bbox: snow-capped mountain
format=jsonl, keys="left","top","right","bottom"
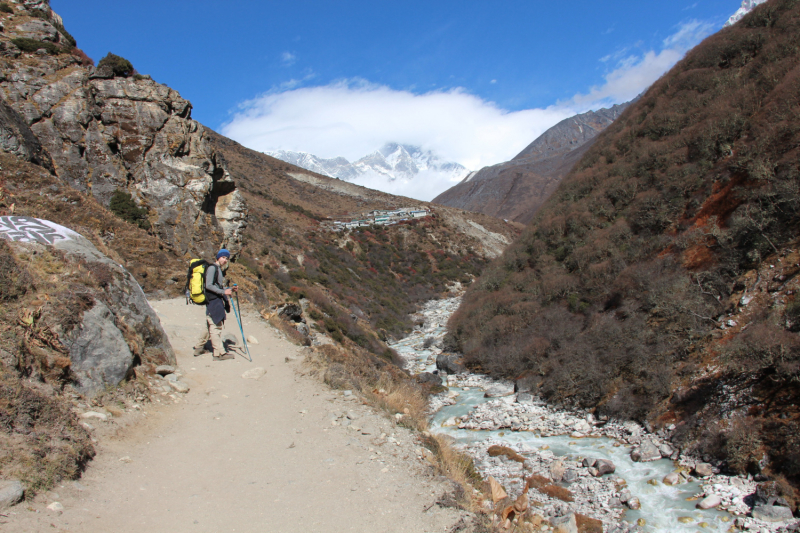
{"left": 266, "top": 143, "right": 469, "bottom": 184}
{"left": 724, "top": 0, "right": 768, "bottom": 27}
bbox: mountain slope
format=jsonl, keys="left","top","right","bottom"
{"left": 447, "top": 0, "right": 800, "bottom": 498}
{"left": 433, "top": 104, "right": 629, "bottom": 223}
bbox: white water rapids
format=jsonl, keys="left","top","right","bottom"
{"left": 389, "top": 295, "right": 750, "bottom": 533}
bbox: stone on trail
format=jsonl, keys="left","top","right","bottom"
{"left": 241, "top": 367, "right": 266, "bottom": 380}
{"left": 550, "top": 512, "right": 578, "bottom": 533}
{"left": 80, "top": 411, "right": 108, "bottom": 421}
{"left": 0, "top": 480, "right": 24, "bottom": 509}
{"left": 46, "top": 501, "right": 64, "bottom": 512}
{"left": 752, "top": 504, "right": 794, "bottom": 522}
{"left": 246, "top": 335, "right": 259, "bottom": 345}
{"left": 168, "top": 380, "right": 190, "bottom": 393}
{"left": 155, "top": 365, "right": 176, "bottom": 376}
{"left": 696, "top": 494, "right": 721, "bottom": 510}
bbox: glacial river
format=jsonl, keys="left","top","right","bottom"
{"left": 389, "top": 295, "right": 739, "bottom": 533}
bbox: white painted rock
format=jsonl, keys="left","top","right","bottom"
{"left": 241, "top": 367, "right": 266, "bottom": 380}
{"left": 697, "top": 495, "right": 722, "bottom": 509}
{"left": 47, "top": 501, "right": 64, "bottom": 512}
{"left": 80, "top": 411, "right": 108, "bottom": 421}
{"left": 246, "top": 335, "right": 259, "bottom": 345}
{"left": 168, "top": 380, "right": 190, "bottom": 393}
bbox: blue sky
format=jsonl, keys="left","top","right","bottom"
{"left": 51, "top": 0, "right": 746, "bottom": 199}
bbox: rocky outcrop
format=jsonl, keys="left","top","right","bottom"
{"left": 2, "top": 216, "right": 175, "bottom": 394}
{"left": 0, "top": 3, "right": 246, "bottom": 257}
{"left": 0, "top": 96, "right": 53, "bottom": 170}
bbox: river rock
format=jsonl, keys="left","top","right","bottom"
{"left": 550, "top": 461, "right": 565, "bottom": 482}
{"left": 663, "top": 472, "right": 681, "bottom": 485}
{"left": 246, "top": 335, "right": 259, "bottom": 345}
{"left": 436, "top": 353, "right": 466, "bottom": 374}
{"left": 751, "top": 504, "right": 794, "bottom": 522}
{"left": 627, "top": 497, "right": 641, "bottom": 510}
{"left": 631, "top": 441, "right": 661, "bottom": 462}
{"left": 659, "top": 444, "right": 673, "bottom": 457}
{"left": 562, "top": 469, "right": 578, "bottom": 484}
{"left": 595, "top": 459, "right": 615, "bottom": 475}
{"left": 0, "top": 480, "right": 24, "bottom": 509}
{"left": 693, "top": 463, "right": 713, "bottom": 477}
{"left": 754, "top": 481, "right": 788, "bottom": 506}
{"left": 416, "top": 372, "right": 442, "bottom": 386}
{"left": 696, "top": 495, "right": 721, "bottom": 510}
{"left": 484, "top": 383, "right": 515, "bottom": 398}
{"left": 573, "top": 419, "right": 591, "bottom": 433}
{"left": 550, "top": 513, "right": 578, "bottom": 533}
{"left": 516, "top": 392, "right": 534, "bottom": 404}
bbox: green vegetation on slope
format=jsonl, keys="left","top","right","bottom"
{"left": 447, "top": 0, "right": 800, "bottom": 488}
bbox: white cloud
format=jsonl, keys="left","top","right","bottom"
{"left": 221, "top": 79, "right": 573, "bottom": 174}
{"left": 569, "top": 20, "right": 714, "bottom": 109}
{"left": 280, "top": 51, "right": 296, "bottom": 66}
{"left": 222, "top": 20, "right": 717, "bottom": 201}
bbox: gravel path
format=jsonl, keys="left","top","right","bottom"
{"left": 5, "top": 298, "right": 465, "bottom": 532}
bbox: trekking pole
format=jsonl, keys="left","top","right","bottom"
{"left": 230, "top": 284, "right": 252, "bottom": 362}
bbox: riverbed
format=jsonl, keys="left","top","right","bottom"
{"left": 389, "top": 295, "right": 798, "bottom": 533}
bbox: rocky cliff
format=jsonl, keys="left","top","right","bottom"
{"left": 0, "top": 1, "right": 246, "bottom": 258}
{"left": 433, "top": 103, "right": 629, "bottom": 224}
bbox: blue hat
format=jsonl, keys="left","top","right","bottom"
{"left": 216, "top": 249, "right": 231, "bottom": 260}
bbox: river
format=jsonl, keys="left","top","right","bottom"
{"left": 389, "top": 295, "right": 793, "bottom": 533}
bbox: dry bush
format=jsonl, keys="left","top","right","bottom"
{"left": 487, "top": 445, "right": 525, "bottom": 463}
{"left": 540, "top": 484, "right": 573, "bottom": 502}
{"left": 724, "top": 416, "right": 764, "bottom": 475}
{"left": 576, "top": 513, "right": 604, "bottom": 533}
{"left": 525, "top": 474, "right": 552, "bottom": 490}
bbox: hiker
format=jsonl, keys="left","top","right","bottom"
{"left": 193, "top": 249, "right": 237, "bottom": 361}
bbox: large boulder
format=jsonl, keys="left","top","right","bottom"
{"left": 2, "top": 217, "right": 175, "bottom": 394}
{"left": 436, "top": 353, "right": 466, "bottom": 374}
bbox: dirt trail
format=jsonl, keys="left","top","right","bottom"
{"left": 7, "top": 298, "right": 465, "bottom": 532}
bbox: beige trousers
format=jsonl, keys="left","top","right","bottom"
{"left": 196, "top": 315, "right": 225, "bottom": 356}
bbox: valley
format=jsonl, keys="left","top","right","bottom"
{"left": 0, "top": 0, "right": 798, "bottom": 532}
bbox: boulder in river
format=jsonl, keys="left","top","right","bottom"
{"left": 595, "top": 459, "right": 615, "bottom": 475}
{"left": 416, "top": 372, "right": 442, "bottom": 386}
{"left": 696, "top": 495, "right": 721, "bottom": 509}
{"left": 436, "top": 353, "right": 466, "bottom": 374}
{"left": 630, "top": 441, "right": 661, "bottom": 462}
{"left": 693, "top": 462, "right": 713, "bottom": 477}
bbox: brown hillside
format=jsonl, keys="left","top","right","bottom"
{"left": 433, "top": 104, "right": 629, "bottom": 224}
{"left": 447, "top": 0, "right": 800, "bottom": 496}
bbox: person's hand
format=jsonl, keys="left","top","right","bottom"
{"left": 224, "top": 288, "right": 233, "bottom": 296}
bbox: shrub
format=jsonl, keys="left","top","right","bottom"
{"left": 11, "top": 38, "right": 61, "bottom": 55}
{"left": 0, "top": 3, "right": 13, "bottom": 14}
{"left": 109, "top": 189, "right": 150, "bottom": 230}
{"left": 97, "top": 52, "right": 134, "bottom": 78}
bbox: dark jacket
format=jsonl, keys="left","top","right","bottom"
{"left": 205, "top": 264, "right": 228, "bottom": 324}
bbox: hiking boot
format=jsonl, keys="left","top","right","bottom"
{"left": 213, "top": 353, "right": 234, "bottom": 361}
{"left": 193, "top": 346, "right": 207, "bottom": 356}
